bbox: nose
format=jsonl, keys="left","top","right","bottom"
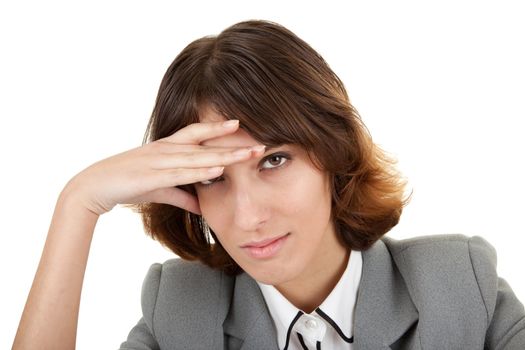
{"left": 231, "top": 184, "right": 269, "bottom": 232}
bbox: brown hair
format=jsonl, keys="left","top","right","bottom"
{"left": 128, "top": 19, "right": 412, "bottom": 275}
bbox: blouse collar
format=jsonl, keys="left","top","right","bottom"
{"left": 257, "top": 250, "right": 363, "bottom": 349}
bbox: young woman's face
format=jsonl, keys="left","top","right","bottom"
{"left": 195, "top": 106, "right": 346, "bottom": 286}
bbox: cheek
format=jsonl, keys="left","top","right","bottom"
{"left": 195, "top": 168, "right": 330, "bottom": 233}
{"left": 280, "top": 170, "right": 329, "bottom": 216}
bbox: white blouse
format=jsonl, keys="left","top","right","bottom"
{"left": 257, "top": 250, "right": 363, "bottom": 350}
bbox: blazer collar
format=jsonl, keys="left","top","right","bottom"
{"left": 223, "top": 238, "right": 419, "bottom": 350}
{"left": 353, "top": 238, "right": 419, "bottom": 349}
{"left": 223, "top": 272, "right": 279, "bottom": 349}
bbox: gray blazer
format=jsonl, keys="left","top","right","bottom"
{"left": 119, "top": 234, "right": 525, "bottom": 349}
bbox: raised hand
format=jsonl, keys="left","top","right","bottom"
{"left": 64, "top": 120, "right": 265, "bottom": 216}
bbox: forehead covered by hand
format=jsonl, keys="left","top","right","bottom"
{"left": 198, "top": 104, "right": 265, "bottom": 149}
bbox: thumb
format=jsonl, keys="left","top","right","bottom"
{"left": 151, "top": 187, "right": 202, "bottom": 215}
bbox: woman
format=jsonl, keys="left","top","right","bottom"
{"left": 13, "top": 20, "right": 525, "bottom": 350}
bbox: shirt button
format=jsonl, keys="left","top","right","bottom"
{"left": 305, "top": 318, "right": 318, "bottom": 329}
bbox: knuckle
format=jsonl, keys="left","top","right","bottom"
{"left": 151, "top": 141, "right": 173, "bottom": 153}
{"left": 191, "top": 121, "right": 207, "bottom": 132}
{"left": 178, "top": 123, "right": 197, "bottom": 138}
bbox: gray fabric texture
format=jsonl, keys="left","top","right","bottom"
{"left": 118, "top": 234, "right": 525, "bottom": 349}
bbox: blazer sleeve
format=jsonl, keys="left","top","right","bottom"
{"left": 468, "top": 236, "right": 525, "bottom": 349}
{"left": 118, "top": 263, "right": 162, "bottom": 350}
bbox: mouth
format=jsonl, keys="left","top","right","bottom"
{"left": 241, "top": 232, "right": 290, "bottom": 259}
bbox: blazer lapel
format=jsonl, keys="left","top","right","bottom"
{"left": 223, "top": 238, "right": 419, "bottom": 350}
{"left": 223, "top": 272, "right": 279, "bottom": 349}
{"left": 354, "top": 239, "right": 419, "bottom": 349}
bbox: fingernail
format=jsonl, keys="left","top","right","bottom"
{"left": 251, "top": 145, "right": 266, "bottom": 153}
{"left": 222, "top": 120, "right": 239, "bottom": 128}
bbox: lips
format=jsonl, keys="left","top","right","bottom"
{"left": 241, "top": 233, "right": 290, "bottom": 260}
{"left": 241, "top": 233, "right": 289, "bottom": 248}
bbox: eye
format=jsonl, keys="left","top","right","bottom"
{"left": 262, "top": 153, "right": 289, "bottom": 169}
{"left": 198, "top": 152, "right": 291, "bottom": 187}
{"left": 198, "top": 177, "right": 221, "bottom": 187}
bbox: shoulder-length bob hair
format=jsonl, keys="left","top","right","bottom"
{"left": 128, "top": 19, "right": 411, "bottom": 275}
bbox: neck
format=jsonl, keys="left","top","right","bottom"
{"left": 275, "top": 240, "right": 350, "bottom": 314}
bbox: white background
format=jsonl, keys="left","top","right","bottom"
{"left": 1, "top": 1, "right": 524, "bottom": 348}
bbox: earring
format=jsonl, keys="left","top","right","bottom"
{"left": 201, "top": 217, "right": 211, "bottom": 237}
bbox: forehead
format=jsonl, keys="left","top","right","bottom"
{"left": 199, "top": 105, "right": 262, "bottom": 149}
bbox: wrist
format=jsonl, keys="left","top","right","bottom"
{"left": 58, "top": 180, "right": 101, "bottom": 219}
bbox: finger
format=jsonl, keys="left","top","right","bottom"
{"left": 147, "top": 187, "right": 202, "bottom": 215}
{"left": 150, "top": 141, "right": 251, "bottom": 155}
{"left": 160, "top": 120, "right": 240, "bottom": 145}
{"left": 150, "top": 165, "right": 226, "bottom": 189}
{"left": 150, "top": 145, "right": 266, "bottom": 170}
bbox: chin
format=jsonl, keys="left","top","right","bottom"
{"left": 244, "top": 263, "right": 297, "bottom": 286}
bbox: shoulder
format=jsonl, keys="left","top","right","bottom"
{"left": 380, "top": 233, "right": 499, "bottom": 318}
{"left": 382, "top": 233, "right": 496, "bottom": 259}
{"left": 142, "top": 257, "right": 225, "bottom": 291}
{"left": 381, "top": 233, "right": 498, "bottom": 289}
{"left": 377, "top": 234, "right": 525, "bottom": 347}
{"left": 139, "top": 258, "right": 234, "bottom": 341}
{"left": 141, "top": 259, "right": 224, "bottom": 306}
{"left": 381, "top": 233, "right": 498, "bottom": 286}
